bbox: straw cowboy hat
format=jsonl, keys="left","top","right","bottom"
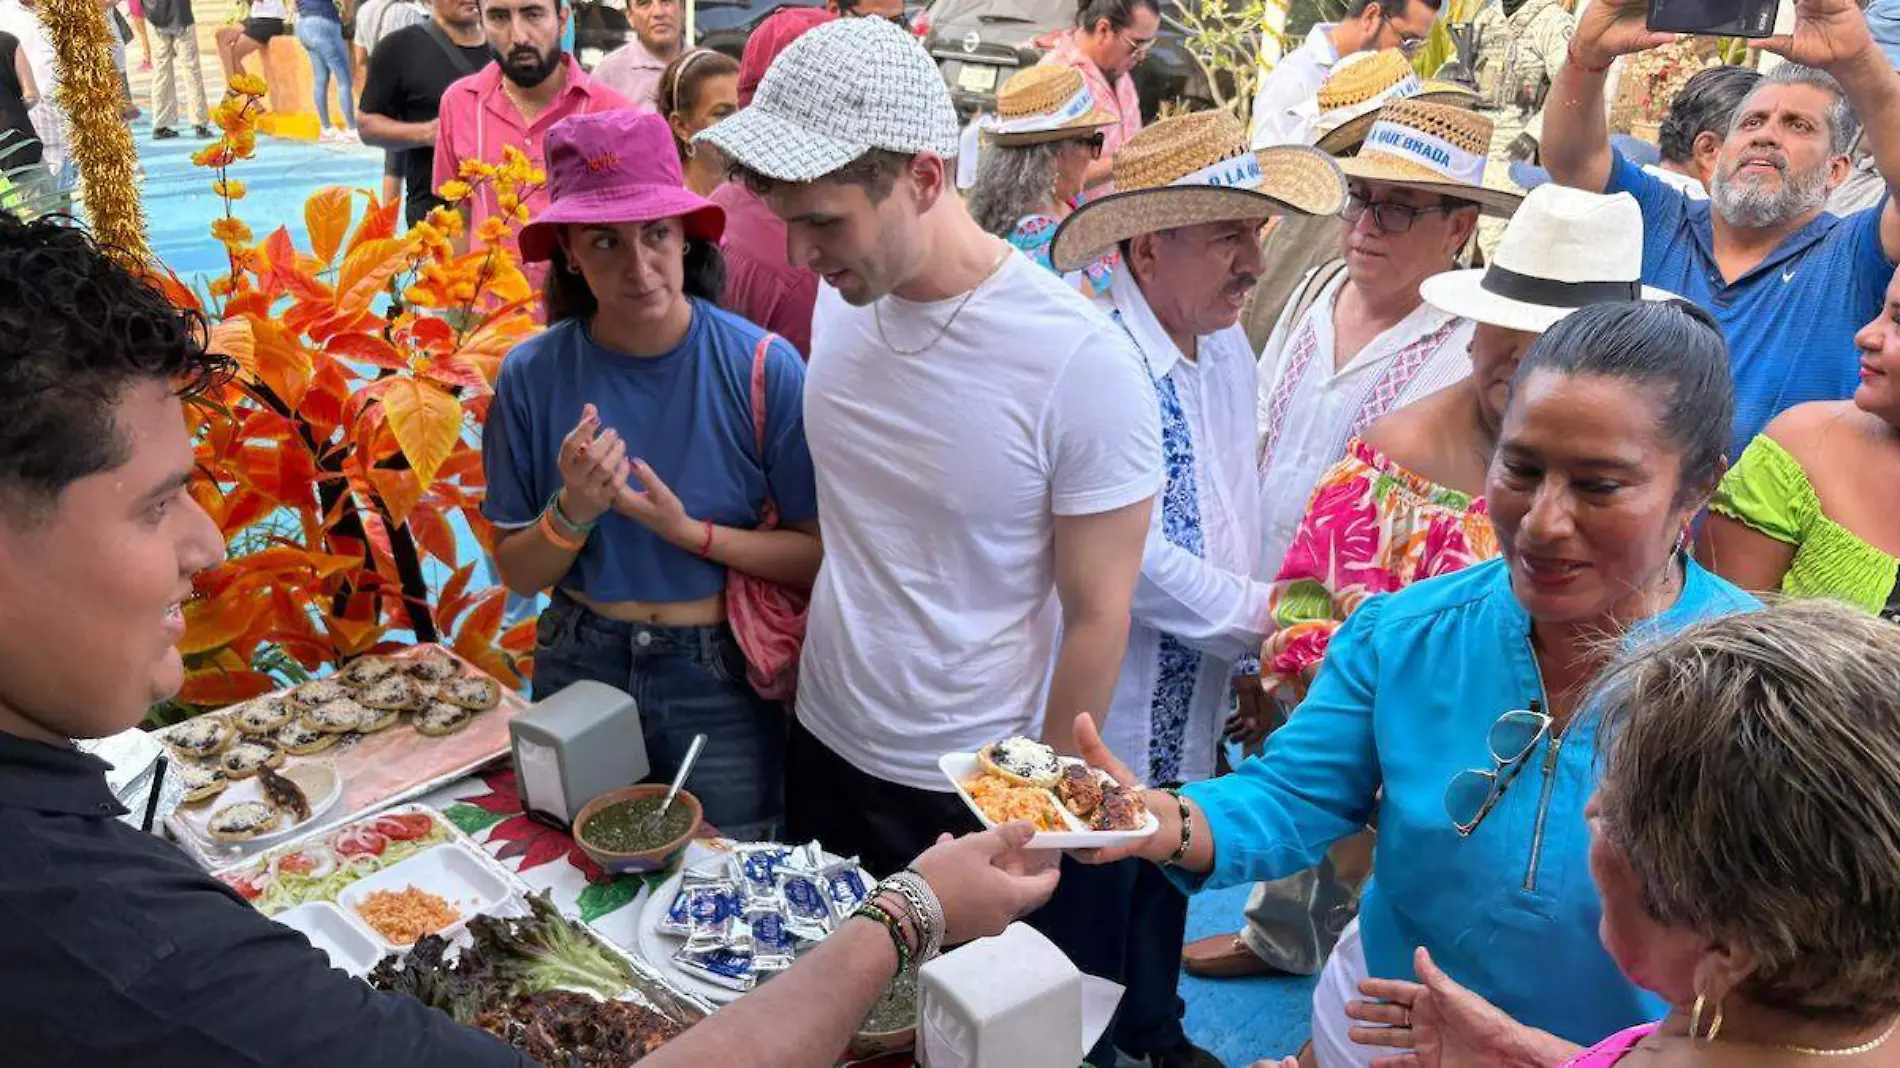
{"left": 1336, "top": 98, "right": 1522, "bottom": 217}
{"left": 984, "top": 66, "right": 1117, "bottom": 147}
{"left": 1310, "top": 49, "right": 1478, "bottom": 156}
{"left": 1419, "top": 184, "right": 1678, "bottom": 334}
{"left": 1048, "top": 109, "right": 1347, "bottom": 273}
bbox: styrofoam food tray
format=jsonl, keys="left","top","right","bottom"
{"left": 276, "top": 901, "right": 384, "bottom": 975}
{"left": 337, "top": 839, "right": 512, "bottom": 951}
{"left": 938, "top": 752, "right": 1159, "bottom": 849}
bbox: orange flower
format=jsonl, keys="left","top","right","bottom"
{"left": 477, "top": 215, "right": 510, "bottom": 245}
{"left": 425, "top": 207, "right": 465, "bottom": 240}
{"left": 228, "top": 73, "right": 268, "bottom": 97}
{"left": 192, "top": 144, "right": 235, "bottom": 169}
{"left": 211, "top": 217, "right": 253, "bottom": 247}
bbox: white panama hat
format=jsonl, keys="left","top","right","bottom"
{"left": 695, "top": 17, "right": 961, "bottom": 184}
{"left": 1419, "top": 185, "right": 1680, "bottom": 335}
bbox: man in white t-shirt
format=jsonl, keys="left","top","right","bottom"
{"left": 699, "top": 17, "right": 1163, "bottom": 878}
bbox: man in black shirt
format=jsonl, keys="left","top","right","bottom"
{"left": 359, "top": 0, "right": 489, "bottom": 226}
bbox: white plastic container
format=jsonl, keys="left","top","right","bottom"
{"left": 918, "top": 923, "right": 1083, "bottom": 1068}
{"left": 336, "top": 840, "right": 511, "bottom": 951}
{"left": 274, "top": 901, "right": 383, "bottom": 975}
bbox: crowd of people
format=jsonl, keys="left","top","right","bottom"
{"left": 3, "top": 0, "right": 1900, "bottom": 1063}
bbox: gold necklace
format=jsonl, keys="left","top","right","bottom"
{"left": 1775, "top": 1016, "right": 1900, "bottom": 1058}
{"left": 873, "top": 244, "right": 1012, "bottom": 357}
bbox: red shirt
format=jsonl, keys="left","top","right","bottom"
{"left": 710, "top": 180, "right": 817, "bottom": 359}
{"left": 433, "top": 55, "right": 634, "bottom": 274}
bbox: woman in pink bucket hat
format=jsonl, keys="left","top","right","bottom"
{"left": 488, "top": 109, "right": 823, "bottom": 842}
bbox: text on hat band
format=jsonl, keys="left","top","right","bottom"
{"left": 1364, "top": 123, "right": 1485, "bottom": 187}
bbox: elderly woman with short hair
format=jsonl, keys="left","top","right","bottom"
{"left": 1358, "top": 599, "right": 1900, "bottom": 1066}
{"left": 967, "top": 65, "right": 1119, "bottom": 295}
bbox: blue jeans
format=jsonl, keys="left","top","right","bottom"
{"left": 531, "top": 594, "right": 786, "bottom": 841}
{"left": 295, "top": 16, "right": 354, "bottom": 130}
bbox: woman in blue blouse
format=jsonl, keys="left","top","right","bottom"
{"left": 1080, "top": 300, "right": 1757, "bottom": 1065}
{"left": 482, "top": 110, "right": 821, "bottom": 841}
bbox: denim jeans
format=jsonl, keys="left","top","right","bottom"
{"left": 531, "top": 594, "right": 786, "bottom": 841}
{"left": 295, "top": 16, "right": 355, "bottom": 130}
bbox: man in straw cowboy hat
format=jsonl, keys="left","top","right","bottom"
{"left": 696, "top": 17, "right": 1166, "bottom": 878}
{"left": 1248, "top": 0, "right": 1448, "bottom": 151}
{"left": 1242, "top": 48, "right": 1479, "bottom": 354}
{"left": 1032, "top": 109, "right": 1345, "bottom": 1068}
{"left": 1186, "top": 97, "right": 1521, "bottom": 984}
{"left": 1544, "top": 0, "right": 1900, "bottom": 455}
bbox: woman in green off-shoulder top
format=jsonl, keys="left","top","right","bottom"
{"left": 1698, "top": 268, "right": 1900, "bottom": 621}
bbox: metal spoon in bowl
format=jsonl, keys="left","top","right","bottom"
{"left": 643, "top": 733, "right": 706, "bottom": 836}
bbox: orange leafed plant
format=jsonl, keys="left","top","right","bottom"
{"left": 151, "top": 78, "right": 546, "bottom": 718}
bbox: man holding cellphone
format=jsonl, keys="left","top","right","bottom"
{"left": 1541, "top": 0, "right": 1900, "bottom": 455}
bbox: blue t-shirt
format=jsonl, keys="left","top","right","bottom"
{"left": 1606, "top": 149, "right": 1892, "bottom": 454}
{"left": 481, "top": 300, "right": 818, "bottom": 603}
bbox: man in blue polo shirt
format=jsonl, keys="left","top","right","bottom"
{"left": 1540, "top": 0, "right": 1900, "bottom": 454}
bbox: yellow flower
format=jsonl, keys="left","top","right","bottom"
{"left": 526, "top": 169, "right": 546, "bottom": 186}
{"left": 212, "top": 100, "right": 250, "bottom": 132}
{"left": 477, "top": 215, "right": 510, "bottom": 245}
{"left": 426, "top": 206, "right": 465, "bottom": 239}
{"left": 212, "top": 179, "right": 247, "bottom": 200}
{"left": 208, "top": 277, "right": 237, "bottom": 297}
{"left": 437, "top": 179, "right": 473, "bottom": 204}
{"left": 231, "top": 130, "right": 258, "bottom": 158}
{"left": 458, "top": 159, "right": 496, "bottom": 180}
{"left": 210, "top": 217, "right": 253, "bottom": 246}
{"left": 513, "top": 203, "right": 530, "bottom": 224}
{"left": 228, "top": 73, "right": 268, "bottom": 97}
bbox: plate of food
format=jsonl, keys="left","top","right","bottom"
{"left": 216, "top": 805, "right": 457, "bottom": 917}
{"left": 939, "top": 736, "right": 1158, "bottom": 849}
{"left": 176, "top": 760, "right": 343, "bottom": 854}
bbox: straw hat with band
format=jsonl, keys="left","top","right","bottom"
{"left": 1336, "top": 98, "right": 1522, "bottom": 218}
{"left": 1048, "top": 109, "right": 1347, "bottom": 273}
{"left": 984, "top": 66, "right": 1117, "bottom": 147}
{"left": 518, "top": 110, "right": 725, "bottom": 264}
{"left": 1419, "top": 184, "right": 1678, "bottom": 334}
{"left": 1309, "top": 49, "right": 1478, "bottom": 156}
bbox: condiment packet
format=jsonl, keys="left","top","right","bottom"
{"left": 672, "top": 873, "right": 743, "bottom": 942}
{"left": 777, "top": 868, "right": 834, "bottom": 945}
{"left": 674, "top": 940, "right": 756, "bottom": 992}
{"left": 731, "top": 844, "right": 793, "bottom": 903}
{"left": 747, "top": 906, "right": 796, "bottom": 977}
{"left": 817, "top": 859, "right": 871, "bottom": 923}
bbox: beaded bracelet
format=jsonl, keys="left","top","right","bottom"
{"left": 1565, "top": 37, "right": 1612, "bottom": 74}
{"left": 852, "top": 897, "right": 913, "bottom": 976}
{"left": 1164, "top": 789, "right": 1194, "bottom": 867}
{"left": 889, "top": 870, "right": 946, "bottom": 963}
{"left": 548, "top": 490, "right": 596, "bottom": 535}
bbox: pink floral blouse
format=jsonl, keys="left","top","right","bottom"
{"left": 1263, "top": 437, "right": 1499, "bottom": 698}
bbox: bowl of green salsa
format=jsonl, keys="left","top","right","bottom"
{"left": 573, "top": 784, "right": 704, "bottom": 874}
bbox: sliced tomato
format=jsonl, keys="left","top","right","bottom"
{"left": 224, "top": 872, "right": 264, "bottom": 901}
{"left": 276, "top": 852, "right": 317, "bottom": 876}
{"left": 333, "top": 825, "right": 388, "bottom": 858}
{"left": 372, "top": 813, "right": 435, "bottom": 841}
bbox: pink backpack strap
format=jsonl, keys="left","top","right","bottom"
{"left": 749, "top": 333, "right": 779, "bottom": 456}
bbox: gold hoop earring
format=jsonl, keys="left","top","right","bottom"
{"left": 1691, "top": 993, "right": 1725, "bottom": 1044}
{"left": 565, "top": 260, "right": 583, "bottom": 275}
{"left": 681, "top": 140, "right": 696, "bottom": 160}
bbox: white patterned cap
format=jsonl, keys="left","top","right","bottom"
{"left": 695, "top": 17, "right": 961, "bottom": 183}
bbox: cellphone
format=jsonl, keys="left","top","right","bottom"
{"left": 1645, "top": 0, "right": 1792, "bottom": 38}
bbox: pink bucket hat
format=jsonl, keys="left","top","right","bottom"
{"left": 517, "top": 110, "right": 726, "bottom": 264}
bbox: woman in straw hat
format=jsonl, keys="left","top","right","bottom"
{"left": 968, "top": 65, "right": 1120, "bottom": 296}
{"left": 1314, "top": 600, "right": 1900, "bottom": 1068}
{"left": 1078, "top": 298, "right": 1755, "bottom": 1066}
{"left": 487, "top": 110, "right": 822, "bottom": 842}
{"left": 1251, "top": 186, "right": 1680, "bottom": 711}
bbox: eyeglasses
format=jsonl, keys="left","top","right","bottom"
{"left": 1443, "top": 703, "right": 1551, "bottom": 836}
{"left": 1339, "top": 190, "right": 1453, "bottom": 234}
{"left": 1077, "top": 130, "right": 1106, "bottom": 159}
{"left": 1120, "top": 29, "right": 1156, "bottom": 56}
{"left": 1377, "top": 14, "right": 1428, "bottom": 55}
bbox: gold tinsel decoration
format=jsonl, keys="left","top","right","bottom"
{"left": 38, "top": 0, "right": 151, "bottom": 261}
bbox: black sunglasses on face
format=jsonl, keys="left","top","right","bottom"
{"left": 1081, "top": 131, "right": 1105, "bottom": 159}
{"left": 1339, "top": 190, "right": 1453, "bottom": 234}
